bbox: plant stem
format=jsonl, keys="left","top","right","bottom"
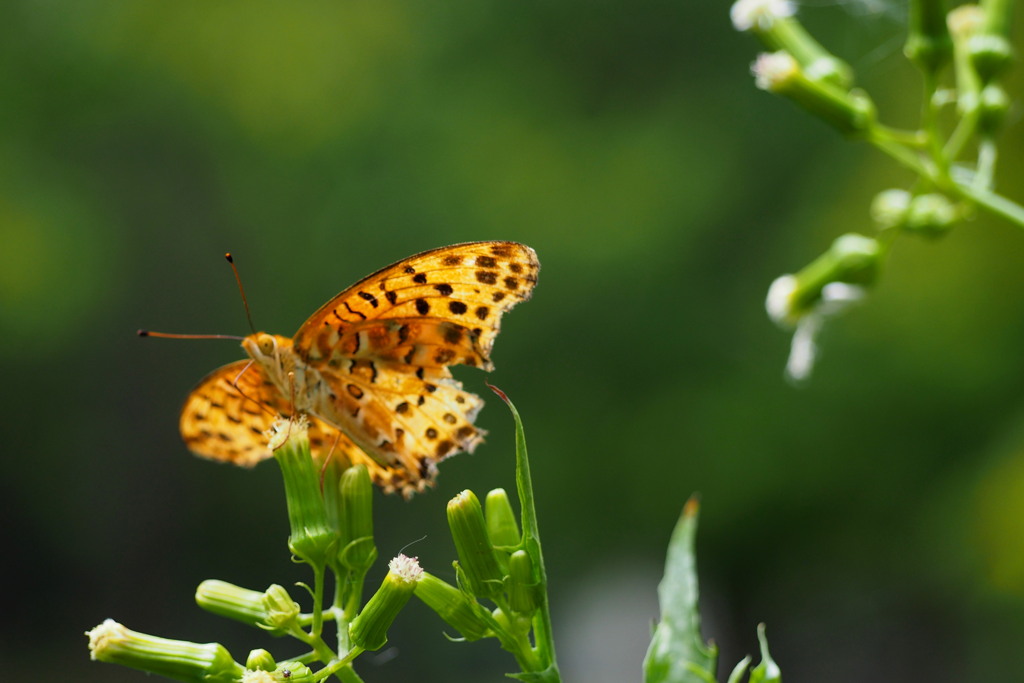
{"left": 954, "top": 183, "right": 1024, "bottom": 228}
{"left": 312, "top": 565, "right": 326, "bottom": 638}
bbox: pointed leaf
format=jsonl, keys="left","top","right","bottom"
{"left": 643, "top": 496, "right": 718, "bottom": 683}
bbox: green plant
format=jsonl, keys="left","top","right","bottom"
{"left": 87, "top": 390, "right": 775, "bottom": 682}
{"left": 733, "top": 0, "right": 1021, "bottom": 380}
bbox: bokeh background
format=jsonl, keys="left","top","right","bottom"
{"left": 5, "top": 1, "right": 1024, "bottom": 681}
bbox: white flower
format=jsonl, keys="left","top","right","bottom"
{"left": 752, "top": 51, "right": 800, "bottom": 91}
{"left": 731, "top": 0, "right": 797, "bottom": 32}
{"left": 388, "top": 553, "right": 424, "bottom": 584}
{"left": 766, "top": 274, "right": 798, "bottom": 326}
{"left": 265, "top": 414, "right": 309, "bottom": 451}
{"left": 783, "top": 282, "right": 866, "bottom": 383}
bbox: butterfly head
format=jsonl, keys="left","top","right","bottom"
{"left": 242, "top": 332, "right": 295, "bottom": 371}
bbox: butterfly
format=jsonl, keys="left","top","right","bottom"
{"left": 175, "top": 241, "right": 539, "bottom": 498}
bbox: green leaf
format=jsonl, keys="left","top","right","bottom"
{"left": 489, "top": 385, "right": 562, "bottom": 681}
{"left": 725, "top": 657, "right": 752, "bottom": 683}
{"left": 643, "top": 496, "right": 718, "bottom": 683}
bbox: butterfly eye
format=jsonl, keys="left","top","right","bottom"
{"left": 258, "top": 334, "right": 276, "bottom": 356}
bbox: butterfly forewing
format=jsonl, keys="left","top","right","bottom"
{"left": 292, "top": 241, "right": 539, "bottom": 369}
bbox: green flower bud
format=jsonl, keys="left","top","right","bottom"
{"left": 196, "top": 581, "right": 267, "bottom": 629}
{"left": 904, "top": 193, "right": 958, "bottom": 238}
{"left": 731, "top": 0, "right": 852, "bottom": 86}
{"left": 767, "top": 233, "right": 880, "bottom": 326}
{"left": 491, "top": 606, "right": 531, "bottom": 637}
{"left": 245, "top": 649, "right": 276, "bottom": 672}
{"left": 968, "top": 33, "right": 1013, "bottom": 81}
{"left": 349, "top": 554, "right": 422, "bottom": 650}
{"left": 337, "top": 464, "right": 377, "bottom": 574}
{"left": 904, "top": 0, "right": 952, "bottom": 73}
{"left": 261, "top": 584, "right": 302, "bottom": 632}
{"left": 752, "top": 52, "right": 875, "bottom": 136}
{"left": 195, "top": 581, "right": 301, "bottom": 636}
{"left": 978, "top": 83, "right": 1010, "bottom": 134}
{"left": 485, "top": 488, "right": 521, "bottom": 550}
{"left": 447, "top": 490, "right": 505, "bottom": 600}
{"left": 871, "top": 189, "right": 912, "bottom": 229}
{"left": 248, "top": 662, "right": 315, "bottom": 682}
{"left": 270, "top": 417, "right": 337, "bottom": 568}
{"left": 967, "top": 0, "right": 1015, "bottom": 82}
{"left": 507, "top": 550, "right": 539, "bottom": 616}
{"left": 86, "top": 619, "right": 244, "bottom": 683}
{"left": 414, "top": 571, "right": 493, "bottom": 641}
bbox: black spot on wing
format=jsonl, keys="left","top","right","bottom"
{"left": 358, "top": 291, "right": 379, "bottom": 308}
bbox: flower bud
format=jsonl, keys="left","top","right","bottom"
{"left": 414, "top": 572, "right": 493, "bottom": 641}
{"left": 245, "top": 649, "right": 276, "bottom": 672}
{"left": 270, "top": 417, "right": 337, "bottom": 568}
{"left": 507, "top": 550, "right": 538, "bottom": 616}
{"left": 241, "top": 663, "right": 315, "bottom": 682}
{"left": 349, "top": 554, "right": 422, "bottom": 651}
{"left": 732, "top": 0, "right": 852, "bottom": 86}
{"left": 195, "top": 581, "right": 301, "bottom": 636}
{"left": 967, "top": 33, "right": 1013, "bottom": 82}
{"left": 336, "top": 464, "right": 377, "bottom": 574}
{"left": 261, "top": 584, "right": 302, "bottom": 632}
{"left": 767, "top": 233, "right": 881, "bottom": 326}
{"left": 485, "top": 488, "right": 521, "bottom": 550}
{"left": 904, "top": 193, "right": 958, "bottom": 238}
{"left": 752, "top": 52, "right": 874, "bottom": 135}
{"left": 967, "top": 0, "right": 1015, "bottom": 82}
{"left": 871, "top": 189, "right": 912, "bottom": 229}
{"left": 978, "top": 83, "right": 1010, "bottom": 134}
{"left": 447, "top": 490, "right": 505, "bottom": 600}
{"left": 86, "top": 619, "right": 244, "bottom": 682}
{"left": 904, "top": 0, "right": 952, "bottom": 73}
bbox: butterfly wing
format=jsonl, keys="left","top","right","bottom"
{"left": 292, "top": 241, "right": 539, "bottom": 371}
{"left": 178, "top": 360, "right": 354, "bottom": 467}
{"left": 289, "top": 241, "right": 538, "bottom": 495}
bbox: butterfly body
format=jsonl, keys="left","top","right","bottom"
{"left": 178, "top": 241, "right": 538, "bottom": 497}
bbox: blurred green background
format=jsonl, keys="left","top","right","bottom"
{"left": 5, "top": 1, "right": 1024, "bottom": 681}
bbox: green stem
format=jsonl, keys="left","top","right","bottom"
{"left": 313, "top": 648, "right": 364, "bottom": 683}
{"left": 920, "top": 71, "right": 949, "bottom": 178}
{"left": 953, "top": 182, "right": 1024, "bottom": 228}
{"left": 291, "top": 627, "right": 338, "bottom": 665}
{"left": 336, "top": 665, "right": 367, "bottom": 683}
{"left": 867, "top": 129, "right": 938, "bottom": 184}
{"left": 975, "top": 137, "right": 998, "bottom": 190}
{"left": 944, "top": 107, "right": 979, "bottom": 160}
{"left": 312, "top": 565, "right": 326, "bottom": 638}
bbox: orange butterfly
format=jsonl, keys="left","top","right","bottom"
{"left": 168, "top": 241, "right": 538, "bottom": 498}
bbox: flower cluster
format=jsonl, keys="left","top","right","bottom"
{"left": 734, "top": 0, "right": 1021, "bottom": 379}
{"left": 86, "top": 418, "right": 409, "bottom": 683}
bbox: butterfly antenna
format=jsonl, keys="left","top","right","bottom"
{"left": 225, "top": 252, "right": 257, "bottom": 334}
{"left": 138, "top": 330, "right": 244, "bottom": 340}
